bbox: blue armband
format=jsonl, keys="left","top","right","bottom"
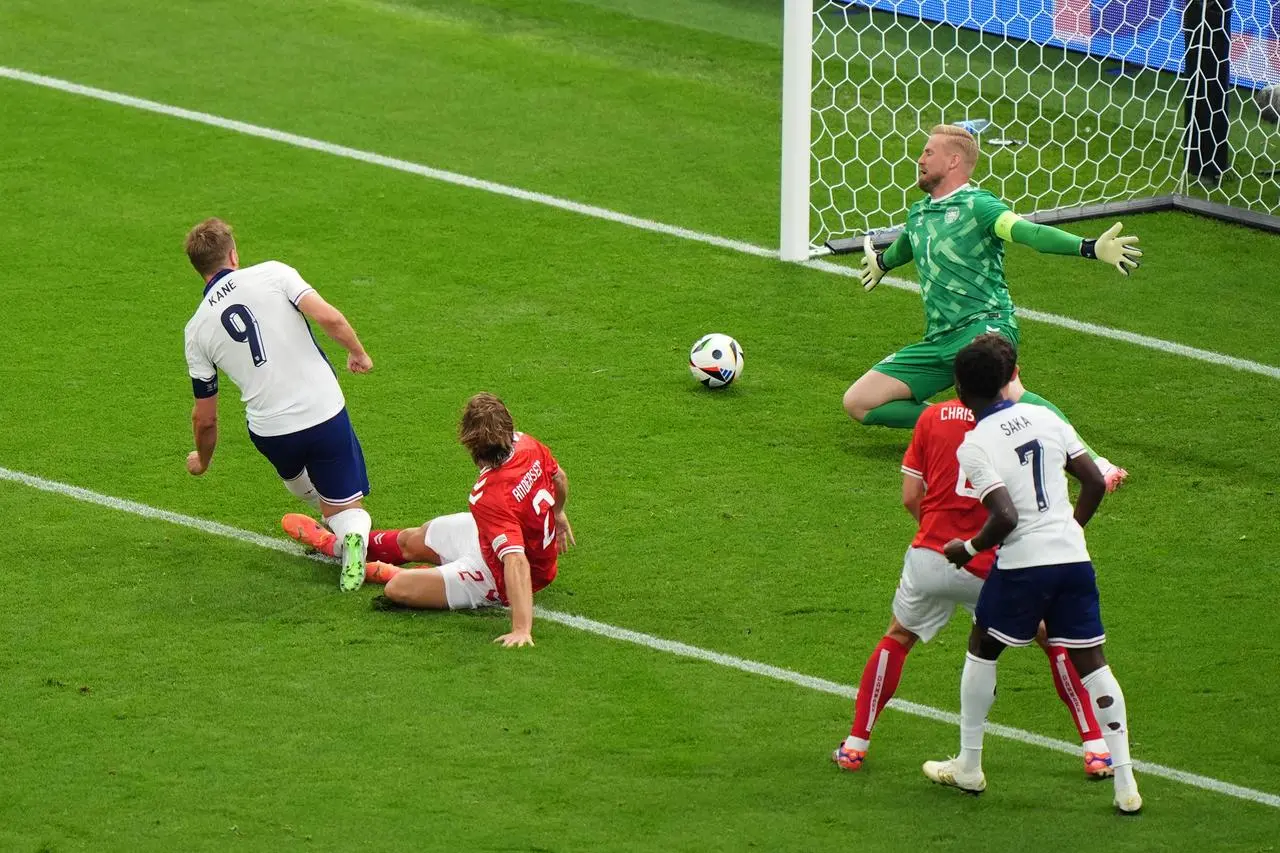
{"left": 192, "top": 376, "right": 218, "bottom": 399}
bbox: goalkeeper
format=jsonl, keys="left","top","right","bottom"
{"left": 844, "top": 124, "right": 1140, "bottom": 488}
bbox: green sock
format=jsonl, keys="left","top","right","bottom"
{"left": 1018, "top": 391, "right": 1098, "bottom": 459}
{"left": 863, "top": 399, "right": 929, "bottom": 429}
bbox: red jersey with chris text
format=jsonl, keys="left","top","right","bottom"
{"left": 468, "top": 432, "right": 561, "bottom": 602}
{"left": 901, "top": 402, "right": 995, "bottom": 579}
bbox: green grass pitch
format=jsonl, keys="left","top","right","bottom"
{"left": 1, "top": 0, "right": 1279, "bottom": 850}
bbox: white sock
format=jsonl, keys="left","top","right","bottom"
{"left": 325, "top": 507, "right": 370, "bottom": 562}
{"left": 959, "top": 652, "right": 998, "bottom": 772}
{"left": 283, "top": 470, "right": 321, "bottom": 510}
{"left": 844, "top": 735, "right": 870, "bottom": 752}
{"left": 1081, "top": 666, "right": 1138, "bottom": 794}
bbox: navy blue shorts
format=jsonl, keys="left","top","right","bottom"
{"left": 975, "top": 561, "right": 1105, "bottom": 649}
{"left": 249, "top": 408, "right": 370, "bottom": 506}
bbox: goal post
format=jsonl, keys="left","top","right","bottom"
{"left": 780, "top": 0, "right": 816, "bottom": 262}
{"left": 780, "top": 0, "right": 1280, "bottom": 260}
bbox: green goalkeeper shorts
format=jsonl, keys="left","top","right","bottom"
{"left": 872, "top": 314, "right": 1020, "bottom": 403}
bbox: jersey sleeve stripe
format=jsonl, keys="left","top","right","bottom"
{"left": 1066, "top": 446, "right": 1090, "bottom": 459}
{"left": 901, "top": 465, "right": 924, "bottom": 479}
{"left": 290, "top": 287, "right": 316, "bottom": 306}
{"left": 496, "top": 545, "right": 526, "bottom": 559}
{"left": 977, "top": 480, "right": 1005, "bottom": 499}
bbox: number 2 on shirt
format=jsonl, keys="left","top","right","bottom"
{"left": 532, "top": 488, "right": 556, "bottom": 548}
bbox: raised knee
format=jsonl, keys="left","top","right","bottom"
{"left": 843, "top": 389, "right": 870, "bottom": 422}
{"left": 396, "top": 526, "right": 429, "bottom": 562}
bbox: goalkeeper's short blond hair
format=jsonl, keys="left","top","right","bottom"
{"left": 930, "top": 124, "right": 979, "bottom": 171}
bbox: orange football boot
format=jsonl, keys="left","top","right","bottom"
{"left": 281, "top": 513, "right": 337, "bottom": 556}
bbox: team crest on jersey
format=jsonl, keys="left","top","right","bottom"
{"left": 945, "top": 207, "right": 960, "bottom": 224}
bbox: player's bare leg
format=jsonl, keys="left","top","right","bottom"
{"left": 360, "top": 523, "right": 440, "bottom": 566}
{"left": 391, "top": 522, "right": 445, "bottom": 564}
{"left": 383, "top": 567, "right": 451, "bottom": 609}
{"left": 843, "top": 370, "right": 924, "bottom": 426}
{"left": 923, "top": 625, "right": 1000, "bottom": 794}
{"left": 834, "top": 617, "right": 918, "bottom": 771}
{"left": 1033, "top": 624, "right": 1113, "bottom": 778}
{"left": 1066, "top": 645, "right": 1142, "bottom": 815}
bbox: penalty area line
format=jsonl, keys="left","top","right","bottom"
{"left": 2, "top": 463, "right": 1278, "bottom": 810}
{"left": 2, "top": 64, "right": 1280, "bottom": 382}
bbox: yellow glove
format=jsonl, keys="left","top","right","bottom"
{"left": 859, "top": 235, "right": 888, "bottom": 291}
{"left": 1082, "top": 222, "right": 1142, "bottom": 275}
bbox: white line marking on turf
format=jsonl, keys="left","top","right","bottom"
{"left": 540, "top": 610, "right": 1280, "bottom": 809}
{"left": 0, "top": 67, "right": 771, "bottom": 261}
{"left": 3, "top": 65, "right": 1280, "bottom": 382}
{"left": 802, "top": 259, "right": 1280, "bottom": 380}
{"left": 3, "top": 464, "right": 1277, "bottom": 810}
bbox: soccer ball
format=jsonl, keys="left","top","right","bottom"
{"left": 1256, "top": 84, "right": 1280, "bottom": 124}
{"left": 689, "top": 333, "right": 743, "bottom": 389}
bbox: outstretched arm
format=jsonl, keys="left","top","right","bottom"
{"left": 296, "top": 291, "right": 373, "bottom": 373}
{"left": 997, "top": 214, "right": 1141, "bottom": 274}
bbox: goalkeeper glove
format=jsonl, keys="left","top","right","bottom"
{"left": 860, "top": 235, "right": 888, "bottom": 291}
{"left": 1081, "top": 222, "right": 1142, "bottom": 275}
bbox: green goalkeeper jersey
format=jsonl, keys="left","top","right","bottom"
{"left": 886, "top": 185, "right": 1017, "bottom": 341}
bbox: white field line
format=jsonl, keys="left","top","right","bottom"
{"left": 3, "top": 64, "right": 1280, "bottom": 382}
{"left": 2, "top": 464, "right": 1277, "bottom": 810}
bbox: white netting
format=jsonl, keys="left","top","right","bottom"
{"left": 805, "top": 0, "right": 1280, "bottom": 247}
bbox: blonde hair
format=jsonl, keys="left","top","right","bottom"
{"left": 459, "top": 392, "right": 515, "bottom": 467}
{"left": 184, "top": 218, "right": 236, "bottom": 277}
{"left": 930, "top": 124, "right": 979, "bottom": 172}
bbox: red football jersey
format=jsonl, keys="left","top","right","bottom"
{"left": 901, "top": 401, "right": 995, "bottom": 579}
{"left": 468, "top": 432, "right": 562, "bottom": 603}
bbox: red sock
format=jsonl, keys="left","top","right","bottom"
{"left": 366, "top": 529, "right": 406, "bottom": 564}
{"left": 1046, "top": 644, "right": 1103, "bottom": 742}
{"left": 850, "top": 637, "right": 909, "bottom": 741}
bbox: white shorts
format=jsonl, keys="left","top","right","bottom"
{"left": 423, "top": 513, "right": 499, "bottom": 610}
{"left": 891, "top": 547, "right": 985, "bottom": 643}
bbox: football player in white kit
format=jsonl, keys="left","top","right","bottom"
{"left": 181, "top": 218, "right": 375, "bottom": 592}
{"left": 922, "top": 336, "right": 1142, "bottom": 815}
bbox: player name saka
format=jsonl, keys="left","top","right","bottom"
{"left": 512, "top": 459, "right": 543, "bottom": 501}
{"left": 999, "top": 415, "right": 1034, "bottom": 436}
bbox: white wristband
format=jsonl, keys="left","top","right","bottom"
{"left": 963, "top": 540, "right": 979, "bottom": 557}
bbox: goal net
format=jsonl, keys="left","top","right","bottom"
{"left": 779, "top": 0, "right": 1280, "bottom": 259}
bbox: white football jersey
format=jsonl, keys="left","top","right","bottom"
{"left": 184, "top": 261, "right": 345, "bottom": 437}
{"left": 955, "top": 400, "right": 1090, "bottom": 569}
